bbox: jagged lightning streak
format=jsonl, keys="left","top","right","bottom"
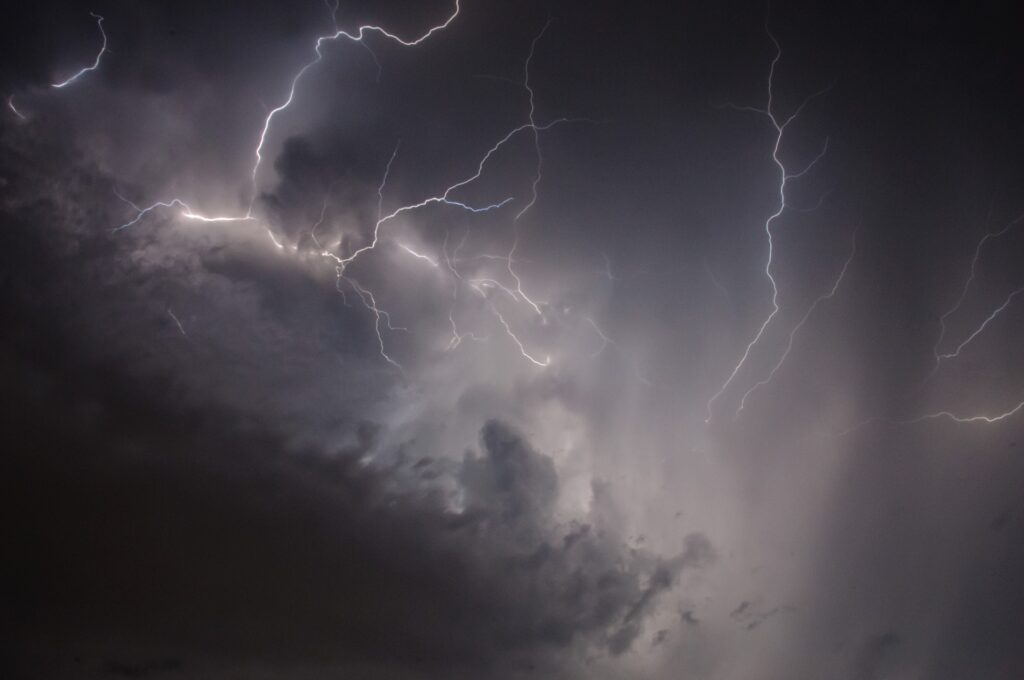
{"left": 906, "top": 401, "right": 1024, "bottom": 424}
{"left": 308, "top": 193, "right": 333, "bottom": 250}
{"left": 248, "top": 1, "right": 462, "bottom": 213}
{"left": 116, "top": 1, "right": 459, "bottom": 229}
{"left": 317, "top": 134, "right": 515, "bottom": 369}
{"left": 929, "top": 211, "right": 1024, "bottom": 373}
{"left": 935, "top": 286, "right": 1024, "bottom": 362}
{"left": 319, "top": 112, "right": 574, "bottom": 367}
{"left": 441, "top": 229, "right": 488, "bottom": 350}
{"left": 331, "top": 135, "right": 520, "bottom": 274}
{"left": 51, "top": 12, "right": 108, "bottom": 89}
{"left": 841, "top": 210, "right": 1024, "bottom": 434}
{"left": 503, "top": 20, "right": 551, "bottom": 318}
{"left": 348, "top": 277, "right": 407, "bottom": 371}
{"left": 489, "top": 304, "right": 551, "bottom": 367}
{"left": 396, "top": 243, "right": 440, "bottom": 268}
{"left": 324, "top": 0, "right": 382, "bottom": 81}
{"left": 309, "top": 118, "right": 557, "bottom": 367}
{"left": 316, "top": 145, "right": 407, "bottom": 368}
{"left": 113, "top": 194, "right": 256, "bottom": 232}
{"left": 704, "top": 30, "right": 831, "bottom": 423}
{"left": 736, "top": 230, "right": 856, "bottom": 416}
{"left": 840, "top": 398, "right": 1024, "bottom": 436}
{"left": 433, "top": 21, "right": 585, "bottom": 367}
{"left": 113, "top": 4, "right": 570, "bottom": 369}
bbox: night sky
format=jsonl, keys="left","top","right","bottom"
{"left": 3, "top": 1, "right": 1024, "bottom": 678}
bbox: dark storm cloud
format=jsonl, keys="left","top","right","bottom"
{"left": 0, "top": 126, "right": 695, "bottom": 674}
{"left": 4, "top": 0, "right": 1024, "bottom": 678}
{"left": 2, "top": 341, "right": 691, "bottom": 676}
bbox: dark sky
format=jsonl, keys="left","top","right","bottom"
{"left": 2, "top": 1, "right": 1023, "bottom": 678}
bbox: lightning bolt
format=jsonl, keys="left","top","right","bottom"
{"left": 840, "top": 398, "right": 1024, "bottom": 436}
{"left": 502, "top": 19, "right": 551, "bottom": 319}
{"left": 704, "top": 30, "right": 831, "bottom": 423}
{"left": 585, "top": 316, "right": 613, "bottom": 358}
{"left": 113, "top": 195, "right": 256, "bottom": 232}
{"left": 935, "top": 287, "right": 1024, "bottom": 362}
{"left": 348, "top": 277, "right": 407, "bottom": 371}
{"left": 841, "top": 208, "right": 1024, "bottom": 435}
{"left": 108, "top": 5, "right": 582, "bottom": 370}
{"left": 317, "top": 144, "right": 407, "bottom": 370}
{"left": 116, "top": 1, "right": 460, "bottom": 229}
{"left": 396, "top": 243, "right": 440, "bottom": 269}
{"left": 320, "top": 110, "right": 578, "bottom": 369}
{"left": 736, "top": 230, "right": 856, "bottom": 416}
{"left": 489, "top": 303, "right": 551, "bottom": 367}
{"left": 51, "top": 12, "right": 108, "bottom": 89}
{"left": 248, "top": 1, "right": 462, "bottom": 214}
{"left": 441, "top": 229, "right": 488, "bottom": 350}
{"left": 7, "top": 96, "right": 26, "bottom": 120}
{"left": 929, "top": 211, "right": 1024, "bottom": 373}
{"left": 167, "top": 308, "right": 187, "bottom": 337}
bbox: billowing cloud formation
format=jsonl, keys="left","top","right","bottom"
{"left": 2, "top": 322, "right": 699, "bottom": 677}
{"left": 4, "top": 0, "right": 1024, "bottom": 679}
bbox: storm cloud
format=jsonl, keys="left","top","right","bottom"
{"left": 3, "top": 1, "right": 1024, "bottom": 679}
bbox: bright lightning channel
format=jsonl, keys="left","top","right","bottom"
{"left": 112, "top": 4, "right": 575, "bottom": 369}
{"left": 248, "top": 1, "right": 463, "bottom": 214}
{"left": 704, "top": 29, "right": 831, "bottom": 423}
{"left": 113, "top": 195, "right": 256, "bottom": 232}
{"left": 51, "top": 12, "right": 108, "bottom": 89}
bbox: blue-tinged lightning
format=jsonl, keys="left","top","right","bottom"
{"left": 704, "top": 30, "right": 831, "bottom": 423}
{"left": 736, "top": 230, "right": 856, "bottom": 416}
{"left": 51, "top": 12, "right": 108, "bottom": 89}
